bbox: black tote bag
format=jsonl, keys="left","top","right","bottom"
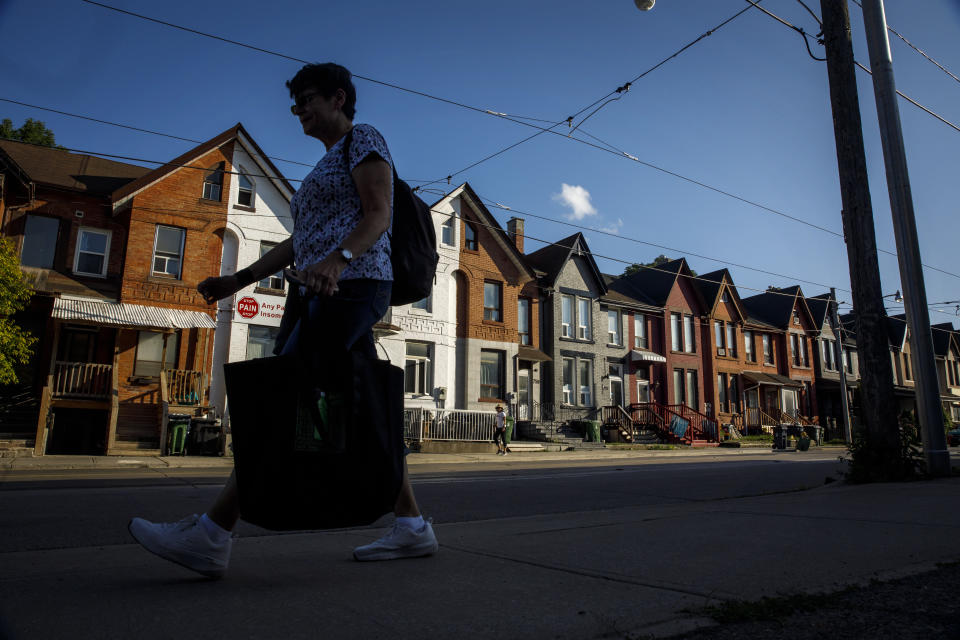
{"left": 223, "top": 349, "right": 405, "bottom": 531}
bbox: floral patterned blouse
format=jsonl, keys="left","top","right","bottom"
{"left": 291, "top": 123, "right": 393, "bottom": 281}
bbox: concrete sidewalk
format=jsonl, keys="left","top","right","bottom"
{"left": 1, "top": 459, "right": 957, "bottom": 638}
{"left": 0, "top": 444, "right": 847, "bottom": 472}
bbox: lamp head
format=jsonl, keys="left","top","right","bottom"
{"left": 634, "top": 0, "right": 656, "bottom": 10}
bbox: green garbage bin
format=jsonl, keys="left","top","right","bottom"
{"left": 587, "top": 420, "right": 601, "bottom": 443}
{"left": 505, "top": 417, "right": 514, "bottom": 444}
{"left": 167, "top": 414, "right": 191, "bottom": 456}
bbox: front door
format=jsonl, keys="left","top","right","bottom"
{"left": 609, "top": 364, "right": 624, "bottom": 408}
{"left": 782, "top": 388, "right": 798, "bottom": 417}
{"left": 763, "top": 387, "right": 779, "bottom": 416}
{"left": 517, "top": 369, "right": 530, "bottom": 420}
{"left": 637, "top": 380, "right": 650, "bottom": 403}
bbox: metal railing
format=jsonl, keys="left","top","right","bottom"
{"left": 666, "top": 404, "right": 719, "bottom": 442}
{"left": 52, "top": 362, "right": 112, "bottom": 399}
{"left": 164, "top": 369, "right": 208, "bottom": 406}
{"left": 513, "top": 401, "right": 598, "bottom": 424}
{"left": 403, "top": 407, "right": 498, "bottom": 442}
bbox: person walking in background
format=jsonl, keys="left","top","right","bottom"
{"left": 494, "top": 404, "right": 508, "bottom": 455}
{"left": 127, "top": 62, "right": 438, "bottom": 578}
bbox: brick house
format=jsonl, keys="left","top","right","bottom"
{"left": 525, "top": 233, "right": 611, "bottom": 423}
{"left": 931, "top": 322, "right": 960, "bottom": 422}
{"left": 740, "top": 286, "right": 819, "bottom": 430}
{"left": 395, "top": 183, "right": 542, "bottom": 413}
{"left": 0, "top": 125, "right": 273, "bottom": 455}
{"left": 692, "top": 268, "right": 751, "bottom": 427}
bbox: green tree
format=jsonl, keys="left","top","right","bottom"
{"left": 0, "top": 238, "right": 36, "bottom": 384}
{"left": 622, "top": 254, "right": 698, "bottom": 277}
{"left": 0, "top": 118, "right": 64, "bottom": 149}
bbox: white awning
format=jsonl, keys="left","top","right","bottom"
{"left": 631, "top": 349, "right": 666, "bottom": 363}
{"left": 53, "top": 297, "right": 216, "bottom": 329}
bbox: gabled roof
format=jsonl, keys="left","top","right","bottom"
{"left": 695, "top": 268, "right": 747, "bottom": 321}
{"left": 111, "top": 123, "right": 294, "bottom": 207}
{"left": 741, "top": 285, "right": 816, "bottom": 331}
{"left": 435, "top": 182, "right": 536, "bottom": 283}
{"left": 886, "top": 314, "right": 908, "bottom": 350}
{"left": 805, "top": 293, "right": 834, "bottom": 329}
{"left": 613, "top": 258, "right": 701, "bottom": 309}
{"left": 0, "top": 138, "right": 149, "bottom": 196}
{"left": 525, "top": 232, "right": 606, "bottom": 293}
{"left": 601, "top": 273, "right": 660, "bottom": 310}
{"left": 931, "top": 322, "right": 957, "bottom": 357}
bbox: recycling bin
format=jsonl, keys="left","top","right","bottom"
{"left": 772, "top": 425, "right": 788, "bottom": 450}
{"left": 167, "top": 414, "right": 191, "bottom": 456}
{"left": 505, "top": 416, "right": 514, "bottom": 444}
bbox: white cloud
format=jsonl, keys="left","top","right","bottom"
{"left": 598, "top": 218, "right": 623, "bottom": 235}
{"left": 553, "top": 183, "right": 597, "bottom": 220}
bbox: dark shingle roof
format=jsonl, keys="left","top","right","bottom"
{"left": 694, "top": 268, "right": 726, "bottom": 308}
{"left": 741, "top": 286, "right": 802, "bottom": 329}
{"left": 616, "top": 258, "right": 686, "bottom": 307}
{"left": 805, "top": 293, "right": 834, "bottom": 328}
{"left": 602, "top": 273, "right": 658, "bottom": 308}
{"left": 525, "top": 232, "right": 605, "bottom": 292}
{"left": 0, "top": 138, "right": 149, "bottom": 196}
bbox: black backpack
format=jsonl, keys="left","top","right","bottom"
{"left": 343, "top": 128, "right": 438, "bottom": 306}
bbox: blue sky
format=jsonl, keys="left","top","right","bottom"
{"left": 2, "top": 0, "right": 958, "bottom": 327}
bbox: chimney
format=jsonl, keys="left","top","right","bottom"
{"left": 507, "top": 217, "right": 525, "bottom": 253}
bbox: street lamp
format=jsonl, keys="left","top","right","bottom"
{"left": 634, "top": 0, "right": 655, "bottom": 10}
{"left": 882, "top": 290, "right": 903, "bottom": 304}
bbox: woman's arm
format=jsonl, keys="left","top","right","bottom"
{"left": 299, "top": 157, "right": 392, "bottom": 296}
{"left": 198, "top": 237, "right": 294, "bottom": 303}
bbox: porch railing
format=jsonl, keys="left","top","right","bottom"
{"left": 52, "top": 362, "right": 112, "bottom": 399}
{"left": 601, "top": 405, "right": 635, "bottom": 440}
{"left": 403, "top": 407, "right": 497, "bottom": 442}
{"left": 666, "top": 404, "right": 719, "bottom": 442}
{"left": 164, "top": 369, "right": 208, "bottom": 406}
{"left": 514, "top": 401, "right": 599, "bottom": 424}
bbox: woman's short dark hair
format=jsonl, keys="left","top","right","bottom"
{"left": 286, "top": 62, "right": 357, "bottom": 120}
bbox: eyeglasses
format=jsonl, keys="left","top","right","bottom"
{"left": 290, "top": 92, "right": 323, "bottom": 115}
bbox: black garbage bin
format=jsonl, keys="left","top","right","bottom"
{"left": 186, "top": 417, "right": 224, "bottom": 456}
{"left": 772, "top": 425, "right": 787, "bottom": 450}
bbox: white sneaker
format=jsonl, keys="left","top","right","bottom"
{"left": 353, "top": 519, "right": 438, "bottom": 562}
{"left": 128, "top": 514, "right": 231, "bottom": 578}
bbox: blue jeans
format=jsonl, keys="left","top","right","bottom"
{"left": 279, "top": 279, "right": 391, "bottom": 360}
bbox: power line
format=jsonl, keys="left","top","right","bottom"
{"left": 0, "top": 97, "right": 318, "bottom": 169}
{"left": 854, "top": 62, "right": 960, "bottom": 134}
{"left": 849, "top": 0, "right": 960, "bottom": 86}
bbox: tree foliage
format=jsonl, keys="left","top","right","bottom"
{"left": 622, "top": 254, "right": 698, "bottom": 277}
{"left": 0, "top": 118, "right": 64, "bottom": 149}
{"left": 0, "top": 238, "right": 36, "bottom": 384}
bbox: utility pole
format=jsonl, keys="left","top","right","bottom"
{"left": 829, "top": 287, "right": 852, "bottom": 443}
{"left": 819, "top": 0, "right": 901, "bottom": 465}
{"left": 859, "top": 0, "right": 950, "bottom": 476}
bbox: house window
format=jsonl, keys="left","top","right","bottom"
{"left": 237, "top": 171, "right": 254, "bottom": 207}
{"left": 578, "top": 359, "right": 592, "bottom": 406}
{"left": 729, "top": 374, "right": 740, "bottom": 413}
{"left": 844, "top": 349, "right": 854, "bottom": 374}
{"left": 441, "top": 216, "right": 455, "bottom": 246}
{"left": 258, "top": 241, "right": 284, "bottom": 290}
{"left": 715, "top": 321, "right": 725, "bottom": 355}
{"left": 152, "top": 225, "right": 185, "bottom": 278}
{"left": 202, "top": 162, "right": 224, "bottom": 201}
{"left": 726, "top": 324, "right": 737, "bottom": 358}
{"left": 763, "top": 334, "right": 773, "bottom": 364}
{"left": 134, "top": 331, "right": 178, "bottom": 377}
{"left": 561, "top": 358, "right": 574, "bottom": 404}
{"left": 800, "top": 336, "right": 809, "bottom": 367}
{"left": 464, "top": 223, "right": 478, "bottom": 251}
{"left": 21, "top": 215, "right": 59, "bottom": 269}
{"left": 744, "top": 330, "right": 755, "bottom": 362}
{"left": 577, "top": 298, "right": 591, "bottom": 340}
{"left": 791, "top": 334, "right": 801, "bottom": 366}
{"left": 685, "top": 370, "right": 699, "bottom": 410}
{"left": 411, "top": 291, "right": 432, "bottom": 312}
{"left": 245, "top": 325, "right": 279, "bottom": 360}
{"left": 717, "top": 373, "right": 728, "bottom": 413}
{"left": 903, "top": 352, "right": 912, "bottom": 381}
{"left": 518, "top": 297, "right": 531, "bottom": 345}
{"left": 561, "top": 295, "right": 573, "bottom": 338}
{"left": 721, "top": 290, "right": 730, "bottom": 303}
{"left": 607, "top": 309, "right": 621, "bottom": 345}
{"left": 671, "top": 313, "right": 682, "bottom": 351}
{"left": 404, "top": 341, "right": 433, "bottom": 395}
{"left": 683, "top": 314, "right": 695, "bottom": 353}
{"left": 634, "top": 313, "right": 647, "bottom": 349}
{"left": 673, "top": 368, "right": 684, "bottom": 405}
{"left": 73, "top": 227, "right": 111, "bottom": 277}
{"left": 483, "top": 281, "right": 502, "bottom": 322}
{"left": 793, "top": 309, "right": 801, "bottom": 325}
{"left": 891, "top": 352, "right": 899, "bottom": 383}
{"left": 480, "top": 349, "right": 504, "bottom": 399}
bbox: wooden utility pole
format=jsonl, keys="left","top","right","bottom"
{"left": 819, "top": 0, "right": 901, "bottom": 461}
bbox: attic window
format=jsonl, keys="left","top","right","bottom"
{"left": 237, "top": 171, "right": 254, "bottom": 207}
{"left": 721, "top": 290, "right": 730, "bottom": 303}
{"left": 202, "top": 162, "right": 224, "bottom": 201}
{"left": 464, "top": 223, "right": 478, "bottom": 251}
{"left": 793, "top": 309, "right": 800, "bottom": 325}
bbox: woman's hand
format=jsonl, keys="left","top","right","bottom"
{"left": 198, "top": 275, "right": 240, "bottom": 304}
{"left": 300, "top": 254, "right": 347, "bottom": 297}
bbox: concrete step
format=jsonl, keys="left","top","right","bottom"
{"left": 505, "top": 442, "right": 544, "bottom": 452}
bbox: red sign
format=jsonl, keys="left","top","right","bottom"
{"left": 237, "top": 296, "right": 259, "bottom": 319}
